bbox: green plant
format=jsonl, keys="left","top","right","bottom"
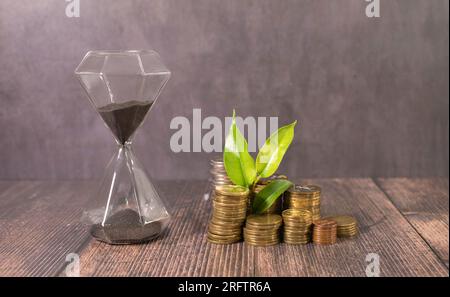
{"left": 223, "top": 110, "right": 297, "bottom": 214}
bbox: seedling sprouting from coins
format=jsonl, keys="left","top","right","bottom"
{"left": 223, "top": 110, "right": 297, "bottom": 213}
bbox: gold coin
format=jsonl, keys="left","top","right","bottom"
{"left": 243, "top": 230, "right": 279, "bottom": 237}
{"left": 244, "top": 240, "right": 280, "bottom": 246}
{"left": 287, "top": 201, "right": 320, "bottom": 206}
{"left": 213, "top": 207, "right": 247, "bottom": 214}
{"left": 283, "top": 219, "right": 313, "bottom": 226}
{"left": 209, "top": 219, "right": 242, "bottom": 227}
{"left": 213, "top": 199, "right": 248, "bottom": 206}
{"left": 213, "top": 196, "right": 247, "bottom": 203}
{"left": 284, "top": 231, "right": 311, "bottom": 237}
{"left": 283, "top": 233, "right": 311, "bottom": 238}
{"left": 213, "top": 193, "right": 248, "bottom": 200}
{"left": 284, "top": 241, "right": 309, "bottom": 245}
{"left": 245, "top": 240, "right": 279, "bottom": 247}
{"left": 215, "top": 185, "right": 249, "bottom": 196}
{"left": 286, "top": 192, "right": 320, "bottom": 197}
{"left": 208, "top": 220, "right": 242, "bottom": 229}
{"left": 244, "top": 239, "right": 280, "bottom": 246}
{"left": 213, "top": 210, "right": 247, "bottom": 217}
{"left": 288, "top": 184, "right": 321, "bottom": 193}
{"left": 283, "top": 222, "right": 312, "bottom": 228}
{"left": 286, "top": 197, "right": 320, "bottom": 201}
{"left": 284, "top": 222, "right": 312, "bottom": 228}
{"left": 245, "top": 223, "right": 282, "bottom": 232}
{"left": 284, "top": 238, "right": 310, "bottom": 243}
{"left": 213, "top": 201, "right": 248, "bottom": 207}
{"left": 213, "top": 206, "right": 247, "bottom": 213}
{"left": 212, "top": 215, "right": 245, "bottom": 224}
{"left": 207, "top": 237, "right": 240, "bottom": 244}
{"left": 284, "top": 229, "right": 311, "bottom": 235}
{"left": 243, "top": 227, "right": 278, "bottom": 235}
{"left": 284, "top": 232, "right": 309, "bottom": 236}
{"left": 246, "top": 214, "right": 282, "bottom": 227}
{"left": 208, "top": 228, "right": 241, "bottom": 236}
{"left": 244, "top": 236, "right": 280, "bottom": 243}
{"left": 208, "top": 223, "right": 241, "bottom": 231}
{"left": 282, "top": 209, "right": 312, "bottom": 217}
{"left": 213, "top": 209, "right": 246, "bottom": 216}
{"left": 207, "top": 232, "right": 241, "bottom": 240}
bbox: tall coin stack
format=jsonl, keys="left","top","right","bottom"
{"left": 207, "top": 185, "right": 249, "bottom": 244}
{"left": 284, "top": 185, "right": 321, "bottom": 221}
{"left": 312, "top": 219, "right": 337, "bottom": 245}
{"left": 325, "top": 216, "right": 358, "bottom": 238}
{"left": 209, "top": 159, "right": 233, "bottom": 188}
{"left": 282, "top": 209, "right": 313, "bottom": 245}
{"left": 243, "top": 214, "right": 282, "bottom": 246}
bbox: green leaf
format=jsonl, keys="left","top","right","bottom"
{"left": 252, "top": 180, "right": 293, "bottom": 214}
{"left": 256, "top": 121, "right": 297, "bottom": 178}
{"left": 223, "top": 110, "right": 256, "bottom": 187}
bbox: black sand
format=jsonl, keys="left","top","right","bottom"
{"left": 98, "top": 100, "right": 153, "bottom": 144}
{"left": 90, "top": 209, "right": 163, "bottom": 244}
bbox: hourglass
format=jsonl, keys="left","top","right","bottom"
{"left": 75, "top": 50, "right": 171, "bottom": 244}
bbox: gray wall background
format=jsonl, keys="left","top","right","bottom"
{"left": 0, "top": 0, "right": 448, "bottom": 180}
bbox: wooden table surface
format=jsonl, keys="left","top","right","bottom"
{"left": 0, "top": 178, "right": 448, "bottom": 277}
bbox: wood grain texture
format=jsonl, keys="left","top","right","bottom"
{"left": 0, "top": 181, "right": 94, "bottom": 276}
{"left": 253, "top": 178, "right": 448, "bottom": 276}
{"left": 76, "top": 179, "right": 448, "bottom": 277}
{"left": 77, "top": 181, "right": 256, "bottom": 277}
{"left": 0, "top": 179, "right": 448, "bottom": 277}
{"left": 376, "top": 178, "right": 449, "bottom": 267}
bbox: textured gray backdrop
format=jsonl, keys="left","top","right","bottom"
{"left": 0, "top": 0, "right": 448, "bottom": 180}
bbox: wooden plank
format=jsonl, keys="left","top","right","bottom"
{"left": 0, "top": 181, "right": 94, "bottom": 276}
{"left": 376, "top": 178, "right": 449, "bottom": 267}
{"left": 1, "top": 179, "right": 447, "bottom": 276}
{"left": 77, "top": 178, "right": 448, "bottom": 277}
{"left": 253, "top": 178, "right": 448, "bottom": 276}
{"left": 77, "top": 181, "right": 255, "bottom": 277}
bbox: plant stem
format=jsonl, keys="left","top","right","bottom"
{"left": 251, "top": 176, "right": 261, "bottom": 193}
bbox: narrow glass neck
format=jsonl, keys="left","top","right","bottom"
{"left": 116, "top": 140, "right": 133, "bottom": 147}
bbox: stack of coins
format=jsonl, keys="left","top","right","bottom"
{"left": 282, "top": 209, "right": 313, "bottom": 245}
{"left": 284, "top": 185, "right": 321, "bottom": 221}
{"left": 207, "top": 185, "right": 249, "bottom": 244}
{"left": 247, "top": 183, "right": 282, "bottom": 215}
{"left": 209, "top": 159, "right": 233, "bottom": 188}
{"left": 325, "top": 215, "right": 358, "bottom": 238}
{"left": 243, "top": 214, "right": 282, "bottom": 246}
{"left": 312, "top": 219, "right": 337, "bottom": 245}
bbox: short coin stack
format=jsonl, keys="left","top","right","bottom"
{"left": 284, "top": 185, "right": 321, "bottom": 221}
{"left": 326, "top": 215, "right": 358, "bottom": 238}
{"left": 312, "top": 219, "right": 337, "bottom": 245}
{"left": 209, "top": 159, "right": 233, "bottom": 188}
{"left": 282, "top": 209, "right": 313, "bottom": 245}
{"left": 244, "top": 214, "right": 282, "bottom": 246}
{"left": 207, "top": 185, "right": 249, "bottom": 244}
